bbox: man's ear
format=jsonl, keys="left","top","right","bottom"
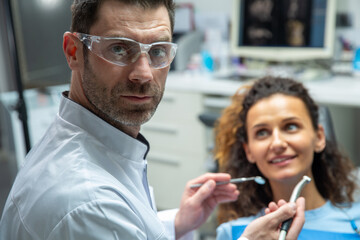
{"left": 315, "top": 124, "right": 326, "bottom": 153}
{"left": 63, "top": 32, "right": 82, "bottom": 70}
{"left": 243, "top": 143, "right": 255, "bottom": 163}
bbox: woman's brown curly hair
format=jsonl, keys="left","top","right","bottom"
{"left": 215, "top": 76, "right": 358, "bottom": 225}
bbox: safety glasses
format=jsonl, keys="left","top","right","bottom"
{"left": 73, "top": 32, "right": 177, "bottom": 69}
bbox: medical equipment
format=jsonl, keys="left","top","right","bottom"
{"left": 190, "top": 176, "right": 265, "bottom": 189}
{"left": 278, "top": 175, "right": 311, "bottom": 240}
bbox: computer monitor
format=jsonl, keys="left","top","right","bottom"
{"left": 10, "top": 0, "right": 72, "bottom": 88}
{"left": 230, "top": 0, "right": 337, "bottom": 62}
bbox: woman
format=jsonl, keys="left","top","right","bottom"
{"left": 215, "top": 76, "right": 360, "bottom": 239}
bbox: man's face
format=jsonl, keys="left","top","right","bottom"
{"left": 79, "top": 1, "right": 172, "bottom": 130}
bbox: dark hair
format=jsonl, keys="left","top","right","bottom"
{"left": 70, "top": 0, "right": 175, "bottom": 34}
{"left": 215, "top": 76, "right": 357, "bottom": 224}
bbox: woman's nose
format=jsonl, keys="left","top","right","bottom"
{"left": 270, "top": 129, "right": 287, "bottom": 151}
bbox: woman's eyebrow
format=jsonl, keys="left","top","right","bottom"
{"left": 251, "top": 123, "right": 268, "bottom": 129}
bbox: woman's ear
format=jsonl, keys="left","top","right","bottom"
{"left": 63, "top": 31, "right": 81, "bottom": 70}
{"left": 243, "top": 143, "right": 255, "bottom": 163}
{"left": 315, "top": 124, "right": 326, "bottom": 153}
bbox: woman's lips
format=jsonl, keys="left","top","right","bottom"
{"left": 269, "top": 155, "right": 296, "bottom": 164}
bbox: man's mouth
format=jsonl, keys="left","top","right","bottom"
{"left": 122, "top": 95, "right": 152, "bottom": 101}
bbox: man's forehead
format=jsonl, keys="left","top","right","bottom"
{"left": 90, "top": 2, "right": 172, "bottom": 41}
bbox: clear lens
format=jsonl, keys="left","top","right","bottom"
{"left": 74, "top": 33, "right": 177, "bottom": 69}
{"left": 148, "top": 43, "right": 176, "bottom": 68}
{"left": 100, "top": 38, "right": 141, "bottom": 66}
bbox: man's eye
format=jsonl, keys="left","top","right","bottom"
{"left": 150, "top": 46, "right": 166, "bottom": 57}
{"left": 111, "top": 45, "right": 127, "bottom": 56}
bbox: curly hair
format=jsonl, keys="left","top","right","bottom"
{"left": 70, "top": 0, "right": 175, "bottom": 34}
{"left": 215, "top": 76, "right": 358, "bottom": 224}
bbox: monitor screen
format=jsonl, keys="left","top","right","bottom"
{"left": 230, "top": 0, "right": 336, "bottom": 61}
{"left": 11, "top": 0, "right": 72, "bottom": 88}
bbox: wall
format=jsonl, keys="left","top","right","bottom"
{"left": 336, "top": 0, "right": 360, "bottom": 29}
{"left": 173, "top": 0, "right": 360, "bottom": 165}
{"left": 175, "top": 0, "right": 233, "bottom": 15}
{"left": 327, "top": 105, "right": 360, "bottom": 166}
{"left": 335, "top": 0, "right": 360, "bottom": 49}
{"left": 0, "top": 1, "right": 16, "bottom": 93}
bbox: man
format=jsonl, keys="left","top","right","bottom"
{"left": 0, "top": 0, "right": 304, "bottom": 239}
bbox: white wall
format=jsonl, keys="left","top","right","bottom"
{"left": 335, "top": 0, "right": 360, "bottom": 48}
{"left": 175, "top": 0, "right": 233, "bottom": 15}
{"left": 336, "top": 0, "right": 360, "bottom": 29}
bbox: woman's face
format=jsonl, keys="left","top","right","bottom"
{"left": 243, "top": 94, "right": 326, "bottom": 183}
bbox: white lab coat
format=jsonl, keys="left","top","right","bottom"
{"left": 0, "top": 93, "right": 192, "bottom": 240}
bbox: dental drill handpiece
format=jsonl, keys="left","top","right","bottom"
{"left": 278, "top": 176, "right": 311, "bottom": 240}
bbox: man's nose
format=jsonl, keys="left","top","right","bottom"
{"left": 128, "top": 53, "right": 153, "bottom": 84}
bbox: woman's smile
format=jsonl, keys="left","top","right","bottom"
{"left": 244, "top": 93, "right": 325, "bottom": 181}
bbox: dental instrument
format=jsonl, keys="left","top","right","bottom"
{"left": 190, "top": 176, "right": 266, "bottom": 189}
{"left": 278, "top": 175, "right": 311, "bottom": 240}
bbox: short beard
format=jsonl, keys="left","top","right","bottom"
{"left": 82, "top": 56, "right": 163, "bottom": 127}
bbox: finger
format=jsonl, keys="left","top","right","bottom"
{"left": 277, "top": 199, "right": 287, "bottom": 207}
{"left": 210, "top": 187, "right": 239, "bottom": 197}
{"left": 268, "top": 201, "right": 279, "bottom": 210}
{"left": 287, "top": 197, "right": 305, "bottom": 240}
{"left": 189, "top": 182, "right": 238, "bottom": 198}
{"left": 201, "top": 187, "right": 240, "bottom": 207}
{"left": 265, "top": 208, "right": 270, "bottom": 215}
{"left": 212, "top": 182, "right": 238, "bottom": 190}
{"left": 212, "top": 192, "right": 240, "bottom": 204}
{"left": 262, "top": 202, "right": 297, "bottom": 225}
{"left": 188, "top": 173, "right": 231, "bottom": 186}
{"left": 190, "top": 180, "right": 217, "bottom": 206}
{"left": 208, "top": 183, "right": 238, "bottom": 194}
{"left": 266, "top": 201, "right": 279, "bottom": 213}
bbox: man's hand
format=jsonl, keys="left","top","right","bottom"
{"left": 240, "top": 197, "right": 305, "bottom": 240}
{"left": 174, "top": 173, "right": 240, "bottom": 239}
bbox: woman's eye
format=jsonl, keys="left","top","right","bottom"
{"left": 286, "top": 123, "right": 298, "bottom": 131}
{"left": 255, "top": 129, "right": 269, "bottom": 138}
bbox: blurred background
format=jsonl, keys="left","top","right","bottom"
{"left": 1, "top": 0, "right": 360, "bottom": 239}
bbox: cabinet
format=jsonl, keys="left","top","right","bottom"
{"left": 142, "top": 90, "right": 208, "bottom": 210}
